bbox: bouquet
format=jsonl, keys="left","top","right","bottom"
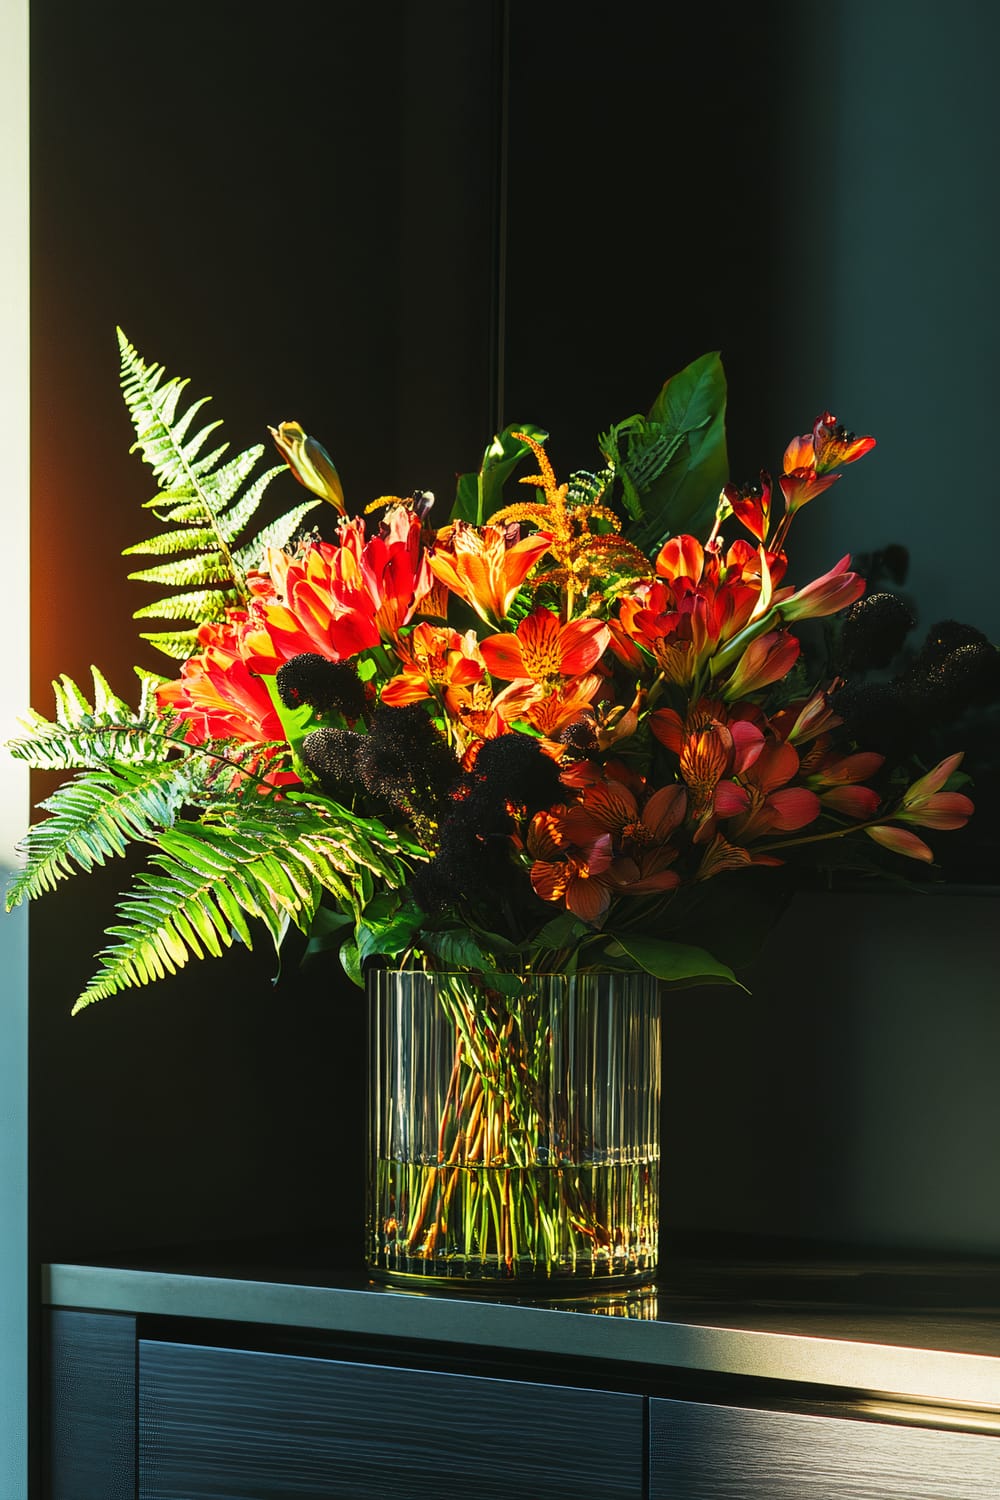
{"left": 7, "top": 337, "right": 984, "bottom": 1013}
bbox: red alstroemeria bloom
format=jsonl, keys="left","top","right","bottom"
{"left": 866, "top": 752, "right": 976, "bottom": 861}
{"left": 242, "top": 509, "right": 431, "bottom": 672}
{"left": 775, "top": 555, "right": 866, "bottom": 623}
{"left": 156, "top": 613, "right": 294, "bottom": 783}
{"left": 427, "top": 521, "right": 552, "bottom": 627}
{"left": 481, "top": 607, "right": 610, "bottom": 685}
{"left": 722, "top": 472, "right": 773, "bottom": 546}
{"left": 714, "top": 739, "right": 821, "bottom": 841}
{"left": 618, "top": 538, "right": 787, "bottom": 690}
{"left": 721, "top": 629, "right": 800, "bottom": 701}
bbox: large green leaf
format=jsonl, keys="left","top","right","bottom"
{"left": 603, "top": 351, "right": 729, "bottom": 553}
{"left": 450, "top": 423, "right": 549, "bottom": 525}
{"left": 608, "top": 933, "right": 746, "bottom": 989}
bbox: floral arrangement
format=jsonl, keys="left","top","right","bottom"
{"left": 6, "top": 336, "right": 985, "bottom": 1016}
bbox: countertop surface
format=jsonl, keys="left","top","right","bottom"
{"left": 43, "top": 1238, "right": 1000, "bottom": 1413}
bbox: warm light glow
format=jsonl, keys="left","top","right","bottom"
{"left": 0, "top": 0, "right": 29, "bottom": 873}
{"left": 0, "top": 3, "right": 29, "bottom": 1498}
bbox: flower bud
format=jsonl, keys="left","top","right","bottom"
{"left": 269, "top": 420, "right": 345, "bottom": 513}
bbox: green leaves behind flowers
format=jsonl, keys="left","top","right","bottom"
{"left": 601, "top": 351, "right": 728, "bottom": 555}
{"left": 451, "top": 423, "right": 549, "bottom": 526}
{"left": 605, "top": 933, "right": 746, "bottom": 990}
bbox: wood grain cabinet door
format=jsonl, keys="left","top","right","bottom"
{"left": 139, "top": 1339, "right": 644, "bottom": 1500}
{"left": 650, "top": 1398, "right": 1000, "bottom": 1499}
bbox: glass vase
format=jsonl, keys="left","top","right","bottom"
{"left": 366, "top": 969, "right": 660, "bottom": 1288}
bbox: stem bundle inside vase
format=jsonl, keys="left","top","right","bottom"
{"left": 367, "top": 970, "right": 661, "bottom": 1285}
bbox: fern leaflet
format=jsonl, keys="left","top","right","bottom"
{"left": 117, "top": 329, "right": 320, "bottom": 655}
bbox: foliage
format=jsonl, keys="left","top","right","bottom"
{"left": 6, "top": 342, "right": 989, "bottom": 1012}
{"left": 117, "top": 329, "right": 319, "bottom": 658}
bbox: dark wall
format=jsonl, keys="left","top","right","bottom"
{"left": 29, "top": 0, "right": 502, "bottom": 1259}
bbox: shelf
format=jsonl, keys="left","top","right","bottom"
{"left": 42, "top": 1240, "right": 1000, "bottom": 1413}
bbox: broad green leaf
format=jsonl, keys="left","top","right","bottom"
{"left": 450, "top": 423, "right": 549, "bottom": 525}
{"left": 615, "top": 352, "right": 729, "bottom": 553}
{"left": 609, "top": 933, "right": 746, "bottom": 989}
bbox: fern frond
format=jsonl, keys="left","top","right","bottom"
{"left": 7, "top": 669, "right": 178, "bottom": 768}
{"left": 117, "top": 329, "right": 320, "bottom": 651}
{"left": 71, "top": 802, "right": 419, "bottom": 1011}
{"left": 132, "top": 589, "right": 233, "bottom": 623}
{"left": 136, "top": 629, "right": 204, "bottom": 659}
{"left": 5, "top": 760, "right": 193, "bottom": 909}
{"left": 127, "top": 553, "right": 236, "bottom": 589}
{"left": 234, "top": 500, "right": 321, "bottom": 569}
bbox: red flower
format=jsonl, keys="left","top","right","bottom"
{"left": 156, "top": 614, "right": 294, "bottom": 783}
{"left": 242, "top": 508, "right": 432, "bottom": 672}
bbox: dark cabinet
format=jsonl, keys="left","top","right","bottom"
{"left": 650, "top": 1398, "right": 1000, "bottom": 1500}
{"left": 44, "top": 1292, "right": 1000, "bottom": 1500}
{"left": 138, "top": 1339, "right": 644, "bottom": 1500}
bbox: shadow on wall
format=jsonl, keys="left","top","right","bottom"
{"left": 663, "top": 887, "right": 1000, "bottom": 1255}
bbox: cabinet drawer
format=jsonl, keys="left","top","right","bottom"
{"left": 650, "top": 1398, "right": 1000, "bottom": 1499}
{"left": 139, "top": 1339, "right": 644, "bottom": 1500}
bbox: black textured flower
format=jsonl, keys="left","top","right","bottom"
{"left": 357, "top": 704, "right": 461, "bottom": 818}
{"left": 300, "top": 726, "right": 366, "bottom": 792}
{"left": 276, "top": 653, "right": 366, "bottom": 720}
{"left": 839, "top": 592, "right": 916, "bottom": 671}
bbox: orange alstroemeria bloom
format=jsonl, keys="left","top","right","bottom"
{"left": 559, "top": 780, "right": 686, "bottom": 897}
{"left": 778, "top": 411, "right": 875, "bottom": 515}
{"left": 527, "top": 811, "right": 614, "bottom": 923}
{"left": 380, "top": 623, "right": 485, "bottom": 709}
{"left": 427, "top": 521, "right": 552, "bottom": 627}
{"left": 490, "top": 673, "right": 604, "bottom": 744}
{"left": 480, "top": 607, "right": 610, "bottom": 686}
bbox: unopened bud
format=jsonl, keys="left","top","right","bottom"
{"left": 269, "top": 420, "right": 345, "bottom": 513}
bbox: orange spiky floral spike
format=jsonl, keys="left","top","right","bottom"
{"left": 491, "top": 431, "right": 653, "bottom": 619}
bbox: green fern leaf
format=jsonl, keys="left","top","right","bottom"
{"left": 132, "top": 589, "right": 234, "bottom": 623}
{"left": 136, "top": 628, "right": 204, "bottom": 659}
{"left": 117, "top": 329, "right": 320, "bottom": 653}
{"left": 7, "top": 669, "right": 177, "bottom": 768}
{"left": 69, "top": 799, "right": 421, "bottom": 1010}
{"left": 5, "top": 760, "right": 192, "bottom": 909}
{"left": 127, "top": 553, "right": 236, "bottom": 589}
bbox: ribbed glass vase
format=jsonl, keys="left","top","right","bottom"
{"left": 366, "top": 970, "right": 660, "bottom": 1287}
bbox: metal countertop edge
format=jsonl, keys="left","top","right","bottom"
{"left": 42, "top": 1263, "right": 1000, "bottom": 1412}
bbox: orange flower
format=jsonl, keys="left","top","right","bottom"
{"left": 527, "top": 811, "right": 614, "bottom": 923}
{"left": 427, "top": 521, "right": 552, "bottom": 626}
{"left": 810, "top": 412, "right": 877, "bottom": 475}
{"left": 778, "top": 412, "right": 875, "bottom": 517}
{"left": 380, "top": 623, "right": 485, "bottom": 708}
{"left": 481, "top": 607, "right": 610, "bottom": 686}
